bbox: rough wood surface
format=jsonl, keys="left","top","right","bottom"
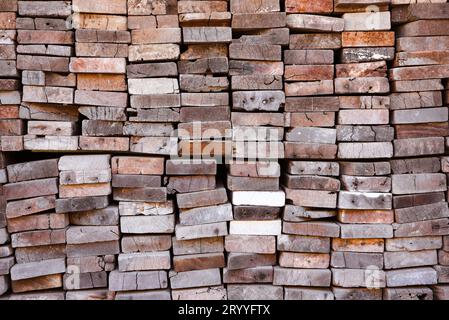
{"left": 0, "top": 0, "right": 448, "bottom": 301}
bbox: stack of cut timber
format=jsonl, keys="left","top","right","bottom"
{"left": 230, "top": 0, "right": 285, "bottom": 163}
{"left": 0, "top": 0, "right": 22, "bottom": 152}
{"left": 390, "top": 2, "right": 449, "bottom": 141}
{"left": 169, "top": 158, "right": 228, "bottom": 300}
{"left": 280, "top": 160, "right": 339, "bottom": 300}
{"left": 386, "top": 163, "right": 445, "bottom": 299}
{"left": 58, "top": 155, "right": 116, "bottom": 301}
{"left": 334, "top": 160, "right": 392, "bottom": 300}
{"left": 227, "top": 0, "right": 286, "bottom": 300}
{"left": 5, "top": 159, "right": 66, "bottom": 297}
{"left": 0, "top": 214, "right": 10, "bottom": 297}
{"left": 445, "top": 79, "right": 449, "bottom": 307}
{"left": 446, "top": 80, "right": 449, "bottom": 108}
{"left": 177, "top": 0, "right": 231, "bottom": 160}
{"left": 166, "top": 159, "right": 217, "bottom": 196}
{"left": 173, "top": 186, "right": 230, "bottom": 300}
{"left": 127, "top": 0, "right": 179, "bottom": 148}
{"left": 17, "top": 0, "right": 78, "bottom": 152}
{"left": 338, "top": 1, "right": 395, "bottom": 65}
{"left": 284, "top": 0, "right": 341, "bottom": 102}
{"left": 127, "top": 0, "right": 178, "bottom": 157}
{"left": 110, "top": 156, "right": 172, "bottom": 300}
{"left": 1, "top": 0, "right": 449, "bottom": 301}
{"left": 75, "top": 7, "right": 129, "bottom": 143}
{"left": 226, "top": 161, "right": 283, "bottom": 300}
{"left": 332, "top": 1, "right": 394, "bottom": 301}
{"left": 446, "top": 77, "right": 449, "bottom": 298}
{"left": 0, "top": 153, "right": 10, "bottom": 296}
{"left": 74, "top": 0, "right": 128, "bottom": 146}
{"left": 72, "top": 0, "right": 129, "bottom": 152}
{"left": 283, "top": 0, "right": 340, "bottom": 220}
{"left": 279, "top": 0, "right": 340, "bottom": 300}
{"left": 388, "top": 1, "right": 449, "bottom": 301}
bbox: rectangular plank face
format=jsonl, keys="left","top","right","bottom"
{"left": 2, "top": 0, "right": 449, "bottom": 301}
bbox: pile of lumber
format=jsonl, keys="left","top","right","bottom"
{"left": 1, "top": 0, "right": 449, "bottom": 300}
{"left": 60, "top": 155, "right": 117, "bottom": 300}
{"left": 334, "top": 1, "right": 394, "bottom": 300}
{"left": 73, "top": 1, "right": 129, "bottom": 151}
{"left": 112, "top": 156, "right": 172, "bottom": 300}
{"left": 17, "top": 0, "right": 77, "bottom": 151}
{"left": 127, "top": 0, "right": 178, "bottom": 156}
{"left": 6, "top": 159, "right": 65, "bottom": 296}
{"left": 0, "top": 156, "right": 10, "bottom": 296}
{"left": 171, "top": 160, "right": 229, "bottom": 300}
{"left": 387, "top": 1, "right": 449, "bottom": 300}
{"left": 227, "top": 0, "right": 285, "bottom": 300}
{"left": 282, "top": 0, "right": 340, "bottom": 300}
{"left": 0, "top": 0, "right": 21, "bottom": 151}
{"left": 178, "top": 0, "right": 231, "bottom": 159}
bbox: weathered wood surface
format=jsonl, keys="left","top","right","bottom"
{"left": 0, "top": 0, "right": 449, "bottom": 301}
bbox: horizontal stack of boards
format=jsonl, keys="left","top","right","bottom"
{"left": 0, "top": 0, "right": 449, "bottom": 300}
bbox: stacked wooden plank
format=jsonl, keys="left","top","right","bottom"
{"left": 390, "top": 1, "right": 449, "bottom": 141}
{"left": 0, "top": 213, "right": 10, "bottom": 297}
{"left": 110, "top": 156, "right": 172, "bottom": 300}
{"left": 0, "top": 153, "right": 10, "bottom": 296}
{"left": 226, "top": 162, "right": 284, "bottom": 300}
{"left": 1, "top": 0, "right": 449, "bottom": 301}
{"left": 387, "top": 1, "right": 449, "bottom": 301}
{"left": 168, "top": 159, "right": 229, "bottom": 300}
{"left": 72, "top": 0, "right": 129, "bottom": 152}
{"left": 0, "top": 0, "right": 22, "bottom": 152}
{"left": 127, "top": 0, "right": 178, "bottom": 157}
{"left": 58, "top": 155, "right": 117, "bottom": 300}
{"left": 334, "top": 161, "right": 393, "bottom": 300}
{"left": 280, "top": 0, "right": 340, "bottom": 299}
{"left": 230, "top": 0, "right": 285, "bottom": 162}
{"left": 445, "top": 74, "right": 449, "bottom": 297}
{"left": 17, "top": 1, "right": 78, "bottom": 152}
{"left": 280, "top": 160, "right": 339, "bottom": 300}
{"left": 167, "top": 1, "right": 231, "bottom": 299}
{"left": 177, "top": 0, "right": 231, "bottom": 160}
{"left": 4, "top": 159, "right": 65, "bottom": 296}
{"left": 226, "top": 0, "right": 286, "bottom": 300}
{"left": 332, "top": 0, "right": 395, "bottom": 301}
